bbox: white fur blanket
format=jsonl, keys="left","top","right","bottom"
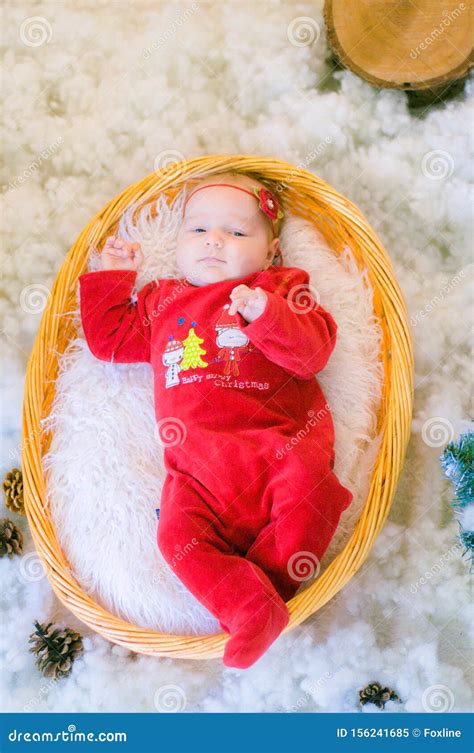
{"left": 41, "top": 189, "right": 384, "bottom": 635}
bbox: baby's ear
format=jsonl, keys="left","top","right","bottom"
{"left": 268, "top": 236, "right": 280, "bottom": 263}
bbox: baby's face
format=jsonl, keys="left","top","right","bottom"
{"left": 175, "top": 183, "right": 279, "bottom": 286}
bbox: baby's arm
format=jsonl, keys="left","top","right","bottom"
{"left": 234, "top": 269, "right": 337, "bottom": 380}
{"left": 78, "top": 236, "right": 157, "bottom": 363}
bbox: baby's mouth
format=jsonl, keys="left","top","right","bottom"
{"left": 200, "top": 257, "right": 226, "bottom": 264}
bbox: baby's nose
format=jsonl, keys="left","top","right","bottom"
{"left": 206, "top": 229, "right": 223, "bottom": 246}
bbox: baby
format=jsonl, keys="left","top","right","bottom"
{"left": 78, "top": 171, "right": 353, "bottom": 669}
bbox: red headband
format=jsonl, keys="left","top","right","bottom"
{"left": 183, "top": 182, "right": 284, "bottom": 240}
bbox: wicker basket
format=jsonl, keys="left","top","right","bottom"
{"left": 22, "top": 155, "right": 414, "bottom": 660}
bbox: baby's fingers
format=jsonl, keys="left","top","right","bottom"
{"left": 131, "top": 245, "right": 144, "bottom": 267}
{"left": 230, "top": 284, "right": 250, "bottom": 297}
{"left": 228, "top": 296, "right": 247, "bottom": 315}
{"left": 104, "top": 235, "right": 128, "bottom": 252}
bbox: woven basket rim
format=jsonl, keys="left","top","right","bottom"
{"left": 22, "top": 154, "right": 414, "bottom": 659}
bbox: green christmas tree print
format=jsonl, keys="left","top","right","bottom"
{"left": 180, "top": 327, "right": 208, "bottom": 370}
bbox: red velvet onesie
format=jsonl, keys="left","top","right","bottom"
{"left": 79, "top": 263, "right": 353, "bottom": 665}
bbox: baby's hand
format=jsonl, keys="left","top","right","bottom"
{"left": 228, "top": 285, "right": 268, "bottom": 323}
{"left": 102, "top": 235, "right": 144, "bottom": 272}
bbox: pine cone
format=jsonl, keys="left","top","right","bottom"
{"left": 28, "top": 621, "right": 84, "bottom": 679}
{"left": 359, "top": 681, "right": 401, "bottom": 709}
{"left": 0, "top": 518, "right": 24, "bottom": 558}
{"left": 3, "top": 467, "right": 24, "bottom": 516}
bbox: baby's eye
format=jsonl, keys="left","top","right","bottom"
{"left": 231, "top": 230, "right": 246, "bottom": 237}
{"left": 192, "top": 228, "right": 206, "bottom": 233}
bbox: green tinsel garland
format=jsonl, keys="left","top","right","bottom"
{"left": 440, "top": 430, "right": 473, "bottom": 570}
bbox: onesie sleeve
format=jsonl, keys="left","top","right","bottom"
{"left": 238, "top": 268, "right": 337, "bottom": 380}
{"left": 78, "top": 269, "right": 158, "bottom": 364}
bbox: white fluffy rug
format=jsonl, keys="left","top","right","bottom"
{"left": 1, "top": 0, "right": 472, "bottom": 713}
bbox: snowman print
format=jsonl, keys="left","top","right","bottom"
{"left": 162, "top": 337, "right": 184, "bottom": 388}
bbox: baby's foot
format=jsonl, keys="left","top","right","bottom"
{"left": 223, "top": 594, "right": 289, "bottom": 669}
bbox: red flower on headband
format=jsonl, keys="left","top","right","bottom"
{"left": 252, "top": 187, "right": 284, "bottom": 224}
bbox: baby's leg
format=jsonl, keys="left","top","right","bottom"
{"left": 245, "top": 458, "right": 353, "bottom": 602}
{"left": 157, "top": 472, "right": 289, "bottom": 668}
